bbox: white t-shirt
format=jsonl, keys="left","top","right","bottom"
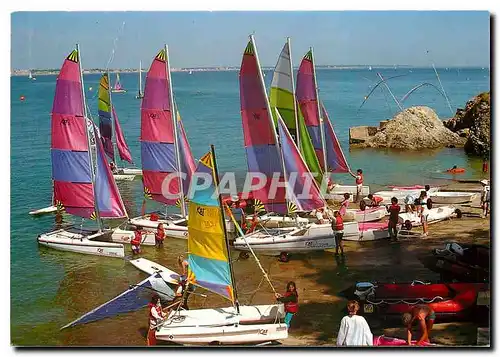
{"left": 336, "top": 314, "right": 373, "bottom": 346}
{"left": 482, "top": 186, "right": 490, "bottom": 202}
{"left": 315, "top": 211, "right": 324, "bottom": 222}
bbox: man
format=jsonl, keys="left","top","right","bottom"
{"left": 480, "top": 179, "right": 490, "bottom": 218}
{"left": 402, "top": 305, "right": 436, "bottom": 345}
{"left": 350, "top": 169, "right": 364, "bottom": 203}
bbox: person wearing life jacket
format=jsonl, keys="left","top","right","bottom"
{"left": 350, "top": 169, "right": 364, "bottom": 202}
{"left": 275, "top": 281, "right": 299, "bottom": 329}
{"left": 365, "top": 194, "right": 383, "bottom": 207}
{"left": 245, "top": 213, "right": 259, "bottom": 234}
{"left": 387, "top": 197, "right": 401, "bottom": 241}
{"left": 131, "top": 227, "right": 143, "bottom": 255}
{"left": 146, "top": 294, "right": 167, "bottom": 346}
{"left": 338, "top": 193, "right": 350, "bottom": 218}
{"left": 332, "top": 210, "right": 345, "bottom": 256}
{"left": 480, "top": 179, "right": 490, "bottom": 218}
{"left": 155, "top": 223, "right": 165, "bottom": 248}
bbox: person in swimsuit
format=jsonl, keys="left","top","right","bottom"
{"left": 402, "top": 304, "right": 436, "bottom": 345}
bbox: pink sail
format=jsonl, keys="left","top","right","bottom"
{"left": 239, "top": 40, "right": 286, "bottom": 213}
{"left": 140, "top": 48, "right": 180, "bottom": 205}
{"left": 113, "top": 107, "right": 133, "bottom": 164}
{"left": 277, "top": 115, "right": 326, "bottom": 212}
{"left": 177, "top": 114, "right": 196, "bottom": 197}
{"left": 51, "top": 49, "right": 95, "bottom": 218}
{"left": 296, "top": 50, "right": 325, "bottom": 171}
{"left": 321, "top": 102, "right": 350, "bottom": 173}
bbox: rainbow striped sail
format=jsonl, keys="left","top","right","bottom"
{"left": 321, "top": 102, "right": 350, "bottom": 173}
{"left": 296, "top": 50, "right": 326, "bottom": 171}
{"left": 277, "top": 113, "right": 326, "bottom": 212}
{"left": 239, "top": 39, "right": 286, "bottom": 214}
{"left": 186, "top": 152, "right": 234, "bottom": 301}
{"left": 140, "top": 48, "right": 180, "bottom": 205}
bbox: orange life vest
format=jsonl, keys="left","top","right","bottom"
{"left": 356, "top": 173, "right": 363, "bottom": 185}
{"left": 284, "top": 291, "right": 299, "bottom": 313}
{"left": 333, "top": 216, "right": 344, "bottom": 231}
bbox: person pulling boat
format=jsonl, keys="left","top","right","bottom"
{"left": 146, "top": 294, "right": 169, "bottom": 346}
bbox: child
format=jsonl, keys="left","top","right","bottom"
{"left": 131, "top": 227, "right": 143, "bottom": 255}
{"left": 350, "top": 169, "right": 364, "bottom": 203}
{"left": 480, "top": 179, "right": 490, "bottom": 218}
{"left": 146, "top": 294, "right": 168, "bottom": 346}
{"left": 402, "top": 304, "right": 436, "bottom": 346}
{"left": 387, "top": 197, "right": 401, "bottom": 241}
{"left": 331, "top": 211, "right": 344, "bottom": 256}
{"left": 337, "top": 300, "right": 373, "bottom": 346}
{"left": 366, "top": 194, "right": 382, "bottom": 207}
{"left": 155, "top": 223, "right": 165, "bottom": 248}
{"left": 339, "top": 193, "right": 350, "bottom": 217}
{"left": 275, "top": 281, "right": 298, "bottom": 329}
{"left": 315, "top": 207, "right": 327, "bottom": 224}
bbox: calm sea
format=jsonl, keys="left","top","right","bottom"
{"left": 10, "top": 67, "right": 489, "bottom": 345}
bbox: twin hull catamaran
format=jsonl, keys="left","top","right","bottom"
{"left": 37, "top": 45, "right": 133, "bottom": 258}
{"left": 111, "top": 73, "right": 126, "bottom": 93}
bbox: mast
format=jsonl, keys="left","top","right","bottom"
{"left": 250, "top": 34, "right": 289, "bottom": 211}
{"left": 138, "top": 60, "right": 143, "bottom": 96}
{"left": 310, "top": 47, "right": 328, "bottom": 176}
{"left": 165, "top": 45, "right": 186, "bottom": 217}
{"left": 211, "top": 144, "right": 240, "bottom": 314}
{"left": 288, "top": 37, "right": 300, "bottom": 149}
{"left": 106, "top": 70, "right": 116, "bottom": 164}
{"left": 77, "top": 43, "right": 103, "bottom": 231}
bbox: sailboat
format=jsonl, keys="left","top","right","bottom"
{"left": 37, "top": 45, "right": 134, "bottom": 258}
{"left": 153, "top": 146, "right": 287, "bottom": 345}
{"left": 135, "top": 61, "right": 144, "bottom": 99}
{"left": 128, "top": 46, "right": 198, "bottom": 238}
{"left": 97, "top": 72, "right": 142, "bottom": 181}
{"left": 111, "top": 73, "right": 126, "bottom": 93}
{"left": 28, "top": 70, "right": 36, "bottom": 81}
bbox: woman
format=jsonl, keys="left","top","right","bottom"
{"left": 176, "top": 255, "right": 194, "bottom": 310}
{"left": 337, "top": 300, "right": 373, "bottom": 346}
{"left": 402, "top": 304, "right": 435, "bottom": 345}
{"left": 146, "top": 294, "right": 168, "bottom": 346}
{"left": 155, "top": 223, "right": 165, "bottom": 248}
{"left": 275, "top": 281, "right": 299, "bottom": 329}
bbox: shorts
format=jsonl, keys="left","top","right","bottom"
{"left": 334, "top": 232, "right": 344, "bottom": 244}
{"left": 420, "top": 214, "right": 428, "bottom": 223}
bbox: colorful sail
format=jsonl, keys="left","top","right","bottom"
{"left": 296, "top": 50, "right": 325, "bottom": 171}
{"left": 114, "top": 73, "right": 123, "bottom": 90}
{"left": 97, "top": 73, "right": 114, "bottom": 161}
{"left": 277, "top": 113, "right": 326, "bottom": 212}
{"left": 186, "top": 152, "right": 234, "bottom": 301}
{"left": 93, "top": 125, "right": 128, "bottom": 218}
{"left": 269, "top": 41, "right": 296, "bottom": 136}
{"left": 239, "top": 40, "right": 286, "bottom": 214}
{"left": 176, "top": 110, "right": 196, "bottom": 197}
{"left": 321, "top": 102, "right": 350, "bottom": 173}
{"left": 113, "top": 107, "right": 133, "bottom": 164}
{"left": 51, "top": 49, "right": 95, "bottom": 218}
{"left": 140, "top": 48, "right": 180, "bottom": 205}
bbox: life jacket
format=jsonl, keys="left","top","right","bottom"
{"left": 245, "top": 215, "right": 259, "bottom": 234}
{"left": 284, "top": 291, "right": 298, "bottom": 313}
{"left": 132, "top": 231, "right": 142, "bottom": 246}
{"left": 155, "top": 229, "right": 165, "bottom": 241}
{"left": 148, "top": 303, "right": 163, "bottom": 325}
{"left": 333, "top": 216, "right": 344, "bottom": 231}
{"left": 356, "top": 173, "right": 363, "bottom": 185}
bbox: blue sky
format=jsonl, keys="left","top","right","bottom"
{"left": 11, "top": 11, "right": 490, "bottom": 69}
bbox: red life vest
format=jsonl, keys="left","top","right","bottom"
{"left": 284, "top": 291, "right": 298, "bottom": 313}
{"left": 334, "top": 216, "right": 344, "bottom": 231}
{"left": 356, "top": 173, "right": 363, "bottom": 185}
{"left": 148, "top": 303, "right": 162, "bottom": 321}
{"left": 132, "top": 231, "right": 142, "bottom": 246}
{"left": 155, "top": 229, "right": 165, "bottom": 241}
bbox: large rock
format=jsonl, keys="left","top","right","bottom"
{"left": 444, "top": 92, "right": 490, "bottom": 157}
{"left": 349, "top": 106, "right": 466, "bottom": 150}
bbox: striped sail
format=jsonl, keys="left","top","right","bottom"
{"left": 140, "top": 49, "right": 180, "bottom": 205}
{"left": 239, "top": 40, "right": 286, "bottom": 214}
{"left": 296, "top": 50, "right": 325, "bottom": 171}
{"left": 97, "top": 73, "right": 114, "bottom": 160}
{"left": 51, "top": 49, "right": 95, "bottom": 218}
{"left": 186, "top": 152, "right": 234, "bottom": 301}
{"left": 113, "top": 107, "right": 133, "bottom": 164}
{"left": 277, "top": 113, "right": 326, "bottom": 212}
{"left": 176, "top": 110, "right": 196, "bottom": 197}
{"left": 321, "top": 102, "right": 350, "bottom": 173}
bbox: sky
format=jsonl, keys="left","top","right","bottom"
{"left": 10, "top": 11, "right": 490, "bottom": 70}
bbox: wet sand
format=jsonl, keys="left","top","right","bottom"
{"left": 40, "top": 182, "right": 489, "bottom": 347}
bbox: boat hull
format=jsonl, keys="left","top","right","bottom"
{"left": 118, "top": 168, "right": 143, "bottom": 176}
{"left": 328, "top": 185, "right": 370, "bottom": 202}
{"left": 398, "top": 206, "right": 457, "bottom": 227}
{"left": 110, "top": 229, "right": 156, "bottom": 246}
{"left": 111, "top": 89, "right": 127, "bottom": 93}
{"left": 37, "top": 228, "right": 125, "bottom": 258}
{"left": 429, "top": 192, "right": 477, "bottom": 204}
{"left": 29, "top": 205, "right": 57, "bottom": 216}
{"left": 113, "top": 174, "right": 135, "bottom": 181}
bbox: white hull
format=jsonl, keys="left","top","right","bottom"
{"left": 111, "top": 89, "right": 127, "bottom": 93}
{"left": 398, "top": 206, "right": 457, "bottom": 227}
{"left": 37, "top": 228, "right": 126, "bottom": 258}
{"left": 347, "top": 206, "right": 387, "bottom": 222}
{"left": 156, "top": 304, "right": 287, "bottom": 345}
{"left": 374, "top": 187, "right": 440, "bottom": 205}
{"left": 129, "top": 258, "right": 180, "bottom": 284}
{"left": 113, "top": 174, "right": 135, "bottom": 181}
{"left": 429, "top": 192, "right": 477, "bottom": 204}
{"left": 110, "top": 229, "right": 157, "bottom": 246}
{"left": 342, "top": 222, "right": 390, "bottom": 241}
{"left": 328, "top": 185, "right": 370, "bottom": 202}
{"left": 129, "top": 215, "right": 189, "bottom": 239}
{"left": 29, "top": 205, "right": 57, "bottom": 216}
{"left": 118, "top": 168, "right": 143, "bottom": 176}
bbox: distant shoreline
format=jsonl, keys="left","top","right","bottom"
{"left": 11, "top": 65, "right": 489, "bottom": 77}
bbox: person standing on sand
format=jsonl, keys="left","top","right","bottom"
{"left": 387, "top": 197, "right": 401, "bottom": 241}
{"left": 339, "top": 193, "right": 350, "bottom": 217}
{"left": 402, "top": 304, "right": 435, "bottom": 346}
{"left": 332, "top": 210, "right": 344, "bottom": 256}
{"left": 146, "top": 294, "right": 168, "bottom": 346}
{"left": 275, "top": 281, "right": 299, "bottom": 329}
{"left": 336, "top": 300, "right": 373, "bottom": 346}
{"left": 480, "top": 179, "right": 490, "bottom": 218}
{"left": 417, "top": 191, "right": 429, "bottom": 236}
{"left": 350, "top": 169, "right": 364, "bottom": 203}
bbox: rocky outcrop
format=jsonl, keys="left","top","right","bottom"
{"left": 443, "top": 92, "right": 490, "bottom": 157}
{"left": 349, "top": 106, "right": 466, "bottom": 150}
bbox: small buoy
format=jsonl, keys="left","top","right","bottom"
{"left": 89, "top": 87, "right": 93, "bottom": 91}
{"left": 20, "top": 95, "right": 25, "bottom": 101}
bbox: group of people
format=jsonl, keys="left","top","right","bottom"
{"left": 131, "top": 223, "right": 166, "bottom": 255}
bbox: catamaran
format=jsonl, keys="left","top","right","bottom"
{"left": 135, "top": 60, "right": 144, "bottom": 99}
{"left": 97, "top": 72, "right": 142, "bottom": 180}
{"left": 36, "top": 45, "right": 134, "bottom": 258}
{"left": 28, "top": 70, "right": 36, "bottom": 81}
{"left": 111, "top": 73, "right": 126, "bottom": 93}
